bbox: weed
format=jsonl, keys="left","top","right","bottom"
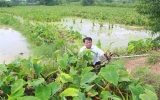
{"left": 147, "top": 56, "right": 157, "bottom": 64}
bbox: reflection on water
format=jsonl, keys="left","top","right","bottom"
{"left": 0, "top": 27, "right": 30, "bottom": 64}
{"left": 61, "top": 18, "right": 154, "bottom": 51}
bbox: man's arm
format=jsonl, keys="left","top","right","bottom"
{"left": 95, "top": 46, "right": 107, "bottom": 59}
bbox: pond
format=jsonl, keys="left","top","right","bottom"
{"left": 0, "top": 27, "right": 30, "bottom": 64}
{"left": 61, "top": 18, "right": 154, "bottom": 51}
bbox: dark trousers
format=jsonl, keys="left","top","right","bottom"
{"left": 95, "top": 61, "right": 101, "bottom": 66}
{"left": 92, "top": 61, "right": 101, "bottom": 74}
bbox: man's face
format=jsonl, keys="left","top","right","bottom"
{"left": 84, "top": 40, "right": 92, "bottom": 49}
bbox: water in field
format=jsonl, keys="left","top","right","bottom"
{"left": 61, "top": 18, "right": 153, "bottom": 51}
{"left": 0, "top": 27, "right": 30, "bottom": 64}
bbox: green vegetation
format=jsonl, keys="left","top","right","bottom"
{"left": 0, "top": 1, "right": 12, "bottom": 7}
{"left": 0, "top": 6, "right": 147, "bottom": 26}
{"left": 0, "top": 0, "right": 136, "bottom": 6}
{"left": 0, "top": 52, "right": 158, "bottom": 100}
{"left": 0, "top": 4, "right": 160, "bottom": 99}
{"left": 127, "top": 38, "right": 159, "bottom": 54}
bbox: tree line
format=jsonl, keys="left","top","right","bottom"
{"left": 0, "top": 0, "right": 136, "bottom": 6}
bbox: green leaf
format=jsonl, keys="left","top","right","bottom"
{"left": 144, "top": 84, "right": 156, "bottom": 92}
{"left": 78, "top": 49, "right": 93, "bottom": 60}
{"left": 1, "top": 84, "right": 10, "bottom": 95}
{"left": 35, "top": 86, "right": 51, "bottom": 100}
{"left": 80, "top": 72, "right": 97, "bottom": 85}
{"left": 52, "top": 50, "right": 60, "bottom": 58}
{"left": 129, "top": 85, "right": 144, "bottom": 100}
{"left": 0, "top": 63, "right": 7, "bottom": 72}
{"left": 11, "top": 79, "right": 26, "bottom": 94}
{"left": 72, "top": 75, "right": 81, "bottom": 86}
{"left": 87, "top": 89, "right": 98, "bottom": 97}
{"left": 81, "top": 84, "right": 95, "bottom": 91}
{"left": 73, "top": 92, "right": 86, "bottom": 100}
{"left": 22, "top": 59, "right": 33, "bottom": 69}
{"left": 112, "top": 60, "right": 124, "bottom": 70}
{"left": 58, "top": 72, "right": 73, "bottom": 83}
{"left": 99, "top": 66, "right": 119, "bottom": 86}
{"left": 10, "top": 58, "right": 22, "bottom": 67}
{"left": 69, "top": 57, "right": 78, "bottom": 64}
{"left": 33, "top": 62, "right": 43, "bottom": 75}
{"left": 27, "top": 78, "right": 45, "bottom": 87}
{"left": 100, "top": 90, "right": 112, "bottom": 100}
{"left": 47, "top": 82, "right": 61, "bottom": 95}
{"left": 57, "top": 54, "right": 68, "bottom": 69}
{"left": 108, "top": 95, "right": 122, "bottom": 100}
{"left": 139, "top": 89, "right": 158, "bottom": 100}
{"left": 69, "top": 67, "right": 78, "bottom": 76}
{"left": 67, "top": 49, "right": 74, "bottom": 56}
{"left": 8, "top": 88, "right": 25, "bottom": 100}
{"left": 81, "top": 67, "right": 94, "bottom": 75}
{"left": 0, "top": 76, "right": 7, "bottom": 87}
{"left": 17, "top": 96, "right": 40, "bottom": 100}
{"left": 119, "top": 71, "right": 130, "bottom": 82}
{"left": 60, "top": 88, "right": 79, "bottom": 97}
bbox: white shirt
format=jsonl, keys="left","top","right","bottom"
{"left": 79, "top": 45, "right": 104, "bottom": 65}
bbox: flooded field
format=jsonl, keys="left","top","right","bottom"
{"left": 0, "top": 27, "right": 30, "bottom": 64}
{"left": 0, "top": 17, "right": 155, "bottom": 63}
{"left": 61, "top": 18, "right": 154, "bottom": 51}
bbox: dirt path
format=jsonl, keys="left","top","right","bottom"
{"left": 124, "top": 57, "right": 160, "bottom": 74}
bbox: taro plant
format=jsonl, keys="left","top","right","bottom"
{"left": 0, "top": 50, "right": 158, "bottom": 100}
{"left": 127, "top": 38, "right": 157, "bottom": 54}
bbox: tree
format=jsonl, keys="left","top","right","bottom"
{"left": 81, "top": 0, "right": 94, "bottom": 6}
{"left": 0, "top": 0, "right": 12, "bottom": 7}
{"left": 136, "top": 0, "right": 160, "bottom": 35}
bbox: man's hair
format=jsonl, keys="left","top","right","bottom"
{"left": 83, "top": 37, "right": 92, "bottom": 43}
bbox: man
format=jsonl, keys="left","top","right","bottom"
{"left": 79, "top": 37, "right": 106, "bottom": 66}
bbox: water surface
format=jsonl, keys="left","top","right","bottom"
{"left": 0, "top": 27, "right": 30, "bottom": 64}
{"left": 61, "top": 18, "right": 153, "bottom": 51}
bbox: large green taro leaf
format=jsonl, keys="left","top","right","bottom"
{"left": 139, "top": 89, "right": 158, "bottom": 100}
{"left": 129, "top": 84, "right": 144, "bottom": 100}
{"left": 57, "top": 53, "right": 68, "bottom": 69}
{"left": 8, "top": 88, "right": 25, "bottom": 100}
{"left": 80, "top": 72, "right": 97, "bottom": 85}
{"left": 139, "top": 84, "right": 158, "bottom": 100}
{"left": 35, "top": 85, "right": 51, "bottom": 100}
{"left": 47, "top": 82, "right": 61, "bottom": 95}
{"left": 99, "top": 66, "right": 119, "bottom": 86}
{"left": 11, "top": 79, "right": 26, "bottom": 94}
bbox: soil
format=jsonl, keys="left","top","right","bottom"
{"left": 124, "top": 57, "right": 160, "bottom": 75}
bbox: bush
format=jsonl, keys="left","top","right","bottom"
{"left": 0, "top": 1, "right": 12, "bottom": 7}
{"left": 127, "top": 38, "right": 157, "bottom": 54}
